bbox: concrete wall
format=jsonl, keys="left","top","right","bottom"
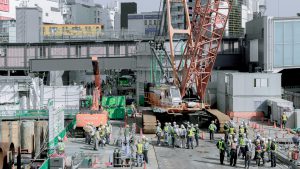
{"left": 70, "top": 4, "right": 95, "bottom": 24}
{"left": 16, "top": 7, "right": 43, "bottom": 43}
{"left": 217, "top": 72, "right": 282, "bottom": 114}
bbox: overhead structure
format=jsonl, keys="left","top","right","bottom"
{"left": 166, "top": 0, "right": 231, "bottom": 101}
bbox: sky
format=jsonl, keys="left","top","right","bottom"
{"left": 96, "top": 0, "right": 300, "bottom": 17}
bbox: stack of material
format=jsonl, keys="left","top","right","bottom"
{"left": 142, "top": 111, "right": 157, "bottom": 134}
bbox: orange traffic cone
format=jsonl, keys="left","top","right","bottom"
{"left": 144, "top": 161, "right": 147, "bottom": 169}
{"left": 273, "top": 122, "right": 277, "bottom": 128}
{"left": 287, "top": 128, "right": 291, "bottom": 135}
{"left": 280, "top": 123, "right": 283, "bottom": 130}
{"left": 201, "top": 131, "right": 205, "bottom": 140}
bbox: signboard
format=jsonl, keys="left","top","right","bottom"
{"left": 0, "top": 0, "right": 9, "bottom": 12}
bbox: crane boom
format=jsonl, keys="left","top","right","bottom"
{"left": 165, "top": 0, "right": 231, "bottom": 101}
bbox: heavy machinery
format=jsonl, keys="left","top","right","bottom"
{"left": 76, "top": 57, "right": 108, "bottom": 131}
{"left": 143, "top": 0, "right": 231, "bottom": 133}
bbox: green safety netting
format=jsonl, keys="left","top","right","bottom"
{"left": 48, "top": 118, "right": 76, "bottom": 155}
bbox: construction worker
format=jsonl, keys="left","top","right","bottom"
{"left": 105, "top": 123, "right": 112, "bottom": 145}
{"left": 124, "top": 124, "right": 130, "bottom": 143}
{"left": 255, "top": 140, "right": 262, "bottom": 166}
{"left": 238, "top": 134, "right": 246, "bottom": 159}
{"left": 187, "top": 125, "right": 195, "bottom": 149}
{"left": 216, "top": 137, "right": 226, "bottom": 165}
{"left": 136, "top": 139, "right": 144, "bottom": 167}
{"left": 226, "top": 135, "right": 233, "bottom": 162}
{"left": 131, "top": 102, "right": 137, "bottom": 118}
{"left": 164, "top": 122, "right": 169, "bottom": 146}
{"left": 239, "top": 125, "right": 245, "bottom": 137}
{"left": 170, "top": 124, "right": 176, "bottom": 148}
{"left": 194, "top": 124, "right": 200, "bottom": 147}
{"left": 270, "top": 139, "right": 277, "bottom": 167}
{"left": 168, "top": 123, "right": 173, "bottom": 146}
{"left": 175, "top": 125, "right": 180, "bottom": 147}
{"left": 93, "top": 128, "right": 100, "bottom": 150}
{"left": 208, "top": 121, "right": 217, "bottom": 140}
{"left": 100, "top": 125, "right": 106, "bottom": 147}
{"left": 180, "top": 124, "right": 186, "bottom": 148}
{"left": 282, "top": 112, "right": 288, "bottom": 129}
{"left": 143, "top": 137, "right": 150, "bottom": 164}
{"left": 57, "top": 137, "right": 65, "bottom": 154}
{"left": 260, "top": 138, "right": 267, "bottom": 165}
{"left": 266, "top": 137, "right": 272, "bottom": 162}
{"left": 245, "top": 139, "right": 253, "bottom": 169}
{"left": 229, "top": 124, "right": 235, "bottom": 139}
{"left": 224, "top": 121, "right": 230, "bottom": 142}
{"left": 230, "top": 138, "right": 238, "bottom": 166}
{"left": 156, "top": 122, "right": 162, "bottom": 146}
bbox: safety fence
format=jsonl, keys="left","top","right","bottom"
{"left": 0, "top": 109, "right": 79, "bottom": 119}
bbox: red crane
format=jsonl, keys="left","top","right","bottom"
{"left": 166, "top": 0, "right": 231, "bottom": 102}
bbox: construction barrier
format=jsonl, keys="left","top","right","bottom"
{"left": 48, "top": 118, "right": 76, "bottom": 155}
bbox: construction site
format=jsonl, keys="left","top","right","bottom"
{"left": 1, "top": 0, "right": 300, "bottom": 168}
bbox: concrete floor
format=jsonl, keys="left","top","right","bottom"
{"left": 65, "top": 118, "right": 291, "bottom": 169}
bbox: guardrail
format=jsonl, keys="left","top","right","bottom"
{"left": 0, "top": 109, "right": 79, "bottom": 119}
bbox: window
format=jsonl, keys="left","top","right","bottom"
{"left": 254, "top": 78, "right": 268, "bottom": 87}
{"left": 144, "top": 20, "right": 147, "bottom": 25}
{"left": 149, "top": 20, "right": 152, "bottom": 25}
{"left": 98, "top": 18, "right": 100, "bottom": 23}
{"left": 154, "top": 20, "right": 156, "bottom": 25}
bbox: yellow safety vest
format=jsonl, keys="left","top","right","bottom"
{"left": 282, "top": 114, "right": 287, "bottom": 121}
{"left": 229, "top": 128, "right": 235, "bottom": 134}
{"left": 218, "top": 141, "right": 224, "bottom": 150}
{"left": 239, "top": 138, "right": 245, "bottom": 146}
{"left": 239, "top": 128, "right": 244, "bottom": 134}
{"left": 137, "top": 143, "right": 143, "bottom": 154}
{"left": 188, "top": 129, "right": 195, "bottom": 137}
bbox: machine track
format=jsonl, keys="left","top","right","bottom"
{"left": 142, "top": 111, "right": 157, "bottom": 134}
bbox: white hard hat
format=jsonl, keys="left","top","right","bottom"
{"left": 248, "top": 139, "right": 251, "bottom": 143}
{"left": 221, "top": 137, "right": 224, "bottom": 140}
{"left": 234, "top": 138, "right": 237, "bottom": 142}
{"left": 268, "top": 137, "right": 272, "bottom": 140}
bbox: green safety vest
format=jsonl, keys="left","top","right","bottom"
{"left": 224, "top": 124, "right": 229, "bottom": 132}
{"left": 137, "top": 143, "right": 143, "bottom": 154}
{"left": 282, "top": 114, "right": 287, "bottom": 121}
{"left": 239, "top": 138, "right": 245, "bottom": 146}
{"left": 188, "top": 129, "right": 195, "bottom": 137}
{"left": 209, "top": 124, "right": 216, "bottom": 131}
{"left": 218, "top": 141, "right": 225, "bottom": 151}
{"left": 239, "top": 128, "right": 244, "bottom": 134}
{"left": 164, "top": 126, "right": 169, "bottom": 132}
{"left": 57, "top": 142, "right": 65, "bottom": 151}
{"left": 157, "top": 127, "right": 162, "bottom": 133}
{"left": 229, "top": 127, "right": 235, "bottom": 134}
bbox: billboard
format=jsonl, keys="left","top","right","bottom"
{"left": 0, "top": 0, "right": 9, "bottom": 12}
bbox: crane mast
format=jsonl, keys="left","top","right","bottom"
{"left": 165, "top": 0, "right": 231, "bottom": 102}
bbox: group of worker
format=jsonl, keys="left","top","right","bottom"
{"left": 217, "top": 121, "right": 278, "bottom": 168}
{"left": 83, "top": 122, "right": 113, "bottom": 150}
{"left": 122, "top": 124, "right": 150, "bottom": 167}
{"left": 156, "top": 121, "right": 200, "bottom": 149}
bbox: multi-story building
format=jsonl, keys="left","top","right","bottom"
{"left": 95, "top": 2, "right": 120, "bottom": 32}
{"left": 120, "top": 2, "right": 137, "bottom": 29}
{"left": 0, "top": 0, "right": 64, "bottom": 24}
{"left": 128, "top": 12, "right": 161, "bottom": 36}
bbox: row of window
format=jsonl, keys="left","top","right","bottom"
{"left": 47, "top": 26, "right": 101, "bottom": 32}
{"left": 144, "top": 20, "right": 158, "bottom": 26}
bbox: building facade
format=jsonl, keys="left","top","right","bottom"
{"left": 120, "top": 2, "right": 137, "bottom": 29}
{"left": 246, "top": 16, "right": 300, "bottom": 72}
{"left": 128, "top": 12, "right": 161, "bottom": 36}
{"left": 16, "top": 7, "right": 43, "bottom": 43}
{"left": 0, "top": 0, "right": 64, "bottom": 24}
